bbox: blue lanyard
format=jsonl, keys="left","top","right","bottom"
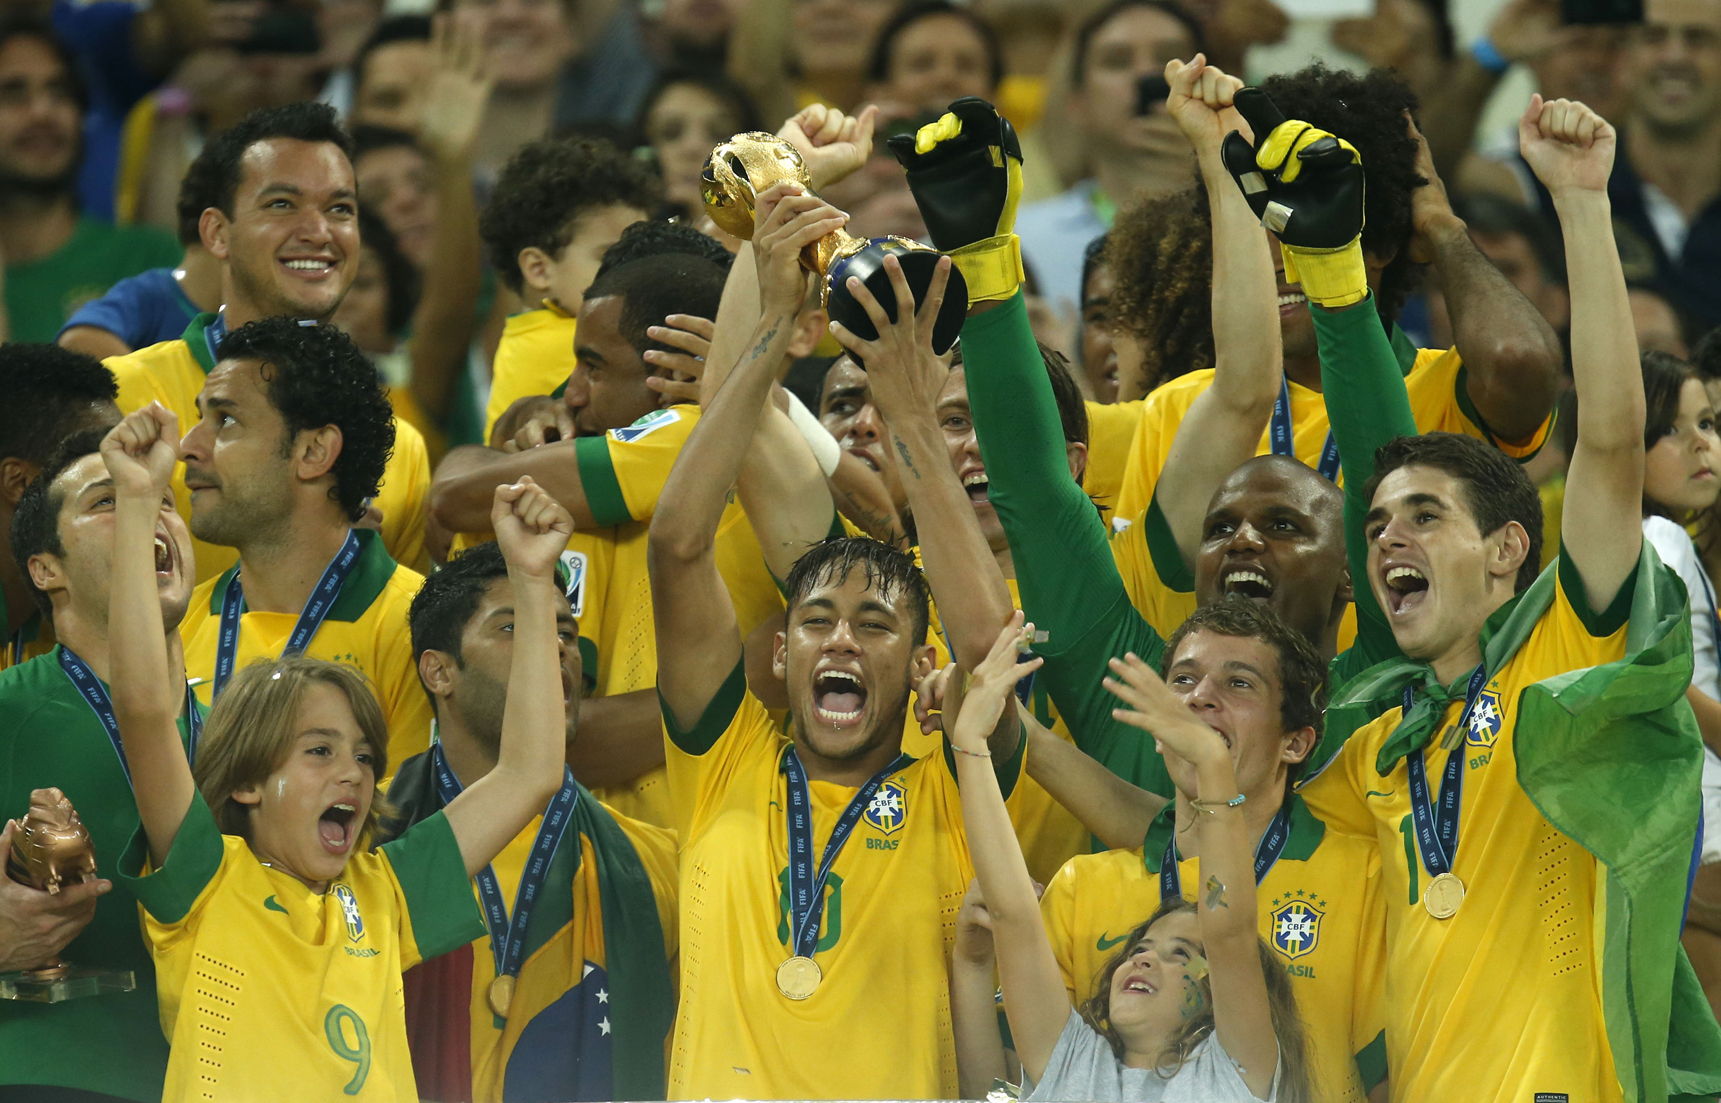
{"left": 1403, "top": 664, "right": 1489, "bottom": 878}
{"left": 214, "top": 530, "right": 362, "bottom": 697}
{"left": 1270, "top": 378, "right": 1341, "bottom": 483}
{"left": 431, "top": 743, "right": 578, "bottom": 980}
{"left": 1160, "top": 802, "right": 1293, "bottom": 902}
{"left": 934, "top": 622, "right": 1038, "bottom": 708}
{"left": 60, "top": 646, "right": 202, "bottom": 787}
{"left": 781, "top": 747, "right": 912, "bottom": 957}
{"left": 203, "top": 313, "right": 228, "bottom": 364}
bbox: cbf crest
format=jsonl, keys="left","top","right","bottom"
{"left": 1464, "top": 688, "right": 1505, "bottom": 748}
{"left": 863, "top": 779, "right": 907, "bottom": 835}
{"left": 334, "top": 883, "right": 365, "bottom": 943}
{"left": 1268, "top": 893, "right": 1323, "bottom": 960}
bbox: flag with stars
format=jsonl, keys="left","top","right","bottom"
{"left": 504, "top": 961, "right": 613, "bottom": 1101}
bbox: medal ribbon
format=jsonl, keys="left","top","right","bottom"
{"left": 781, "top": 747, "right": 912, "bottom": 957}
{"left": 214, "top": 529, "right": 362, "bottom": 697}
{"left": 1270, "top": 378, "right": 1341, "bottom": 483}
{"left": 1159, "top": 801, "right": 1294, "bottom": 902}
{"left": 203, "top": 313, "right": 228, "bottom": 365}
{"left": 431, "top": 742, "right": 578, "bottom": 981}
{"left": 1403, "top": 664, "right": 1489, "bottom": 879}
{"left": 60, "top": 646, "right": 203, "bottom": 786}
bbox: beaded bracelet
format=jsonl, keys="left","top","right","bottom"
{"left": 1190, "top": 793, "right": 1246, "bottom": 814}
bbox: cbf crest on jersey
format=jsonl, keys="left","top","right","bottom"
{"left": 1268, "top": 893, "right": 1323, "bottom": 960}
{"left": 1465, "top": 687, "right": 1505, "bottom": 748}
{"left": 334, "top": 883, "right": 365, "bottom": 943}
{"left": 863, "top": 779, "right": 907, "bottom": 835}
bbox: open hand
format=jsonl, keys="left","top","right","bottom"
{"left": 1519, "top": 93, "right": 1615, "bottom": 197}
{"left": 418, "top": 12, "right": 493, "bottom": 166}
{"left": 827, "top": 253, "right": 953, "bottom": 415}
{"left": 948, "top": 612, "right": 1041, "bottom": 754}
{"left": 491, "top": 476, "right": 573, "bottom": 580}
{"left": 1104, "top": 652, "right": 1228, "bottom": 769}
{"left": 101, "top": 402, "right": 180, "bottom": 502}
{"left": 778, "top": 103, "right": 879, "bottom": 192}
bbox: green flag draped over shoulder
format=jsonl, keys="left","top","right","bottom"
{"left": 1511, "top": 545, "right": 1721, "bottom": 1102}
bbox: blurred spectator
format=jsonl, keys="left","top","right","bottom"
{"left": 1630, "top": 283, "right": 1695, "bottom": 358}
{"left": 446, "top": 0, "right": 580, "bottom": 182}
{"left": 1104, "top": 183, "right": 1213, "bottom": 398}
{"left": 1013, "top": 0, "right": 1201, "bottom": 314}
{"left": 0, "top": 19, "right": 177, "bottom": 343}
{"left": 863, "top": 1, "right": 1003, "bottom": 116}
{"left": 1078, "top": 233, "right": 1119, "bottom": 403}
{"left": 727, "top": 0, "right": 898, "bottom": 123}
{"left": 315, "top": 0, "right": 386, "bottom": 116}
{"left": 1422, "top": 193, "right": 1570, "bottom": 347}
{"left": 634, "top": 69, "right": 761, "bottom": 219}
{"left": 349, "top": 15, "right": 435, "bottom": 134}
{"left": 1331, "top": 0, "right": 1455, "bottom": 119}
{"left": 353, "top": 124, "right": 438, "bottom": 269}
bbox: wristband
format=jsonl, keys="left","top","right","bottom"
{"left": 783, "top": 390, "right": 842, "bottom": 477}
{"left": 950, "top": 234, "right": 1025, "bottom": 304}
{"left": 1281, "top": 239, "right": 1369, "bottom": 310}
{"left": 1471, "top": 37, "right": 1510, "bottom": 75}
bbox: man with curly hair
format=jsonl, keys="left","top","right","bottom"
{"left": 101, "top": 102, "right": 435, "bottom": 581}
{"left": 175, "top": 316, "right": 433, "bottom": 769}
{"left": 1109, "top": 64, "right": 1565, "bottom": 536}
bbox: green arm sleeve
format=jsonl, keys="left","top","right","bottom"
{"left": 962, "top": 293, "right": 1172, "bottom": 796}
{"left": 1313, "top": 300, "right": 1417, "bottom": 683}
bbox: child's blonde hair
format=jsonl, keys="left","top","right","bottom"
{"left": 192, "top": 656, "right": 393, "bottom": 845}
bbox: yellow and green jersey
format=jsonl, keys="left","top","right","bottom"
{"left": 1299, "top": 557, "right": 1634, "bottom": 1102}
{"left": 1082, "top": 398, "right": 1143, "bottom": 519}
{"left": 663, "top": 662, "right": 1026, "bottom": 1099}
{"left": 180, "top": 529, "right": 432, "bottom": 770}
{"left": 1113, "top": 343, "right": 1551, "bottom": 521}
{"left": 105, "top": 313, "right": 434, "bottom": 579}
{"left": 117, "top": 792, "right": 483, "bottom": 1102}
{"left": 484, "top": 307, "right": 574, "bottom": 444}
{"left": 1039, "top": 800, "right": 1386, "bottom": 1103}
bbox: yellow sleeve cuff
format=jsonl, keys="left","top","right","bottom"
{"left": 951, "top": 234, "right": 1025, "bottom": 303}
{"left": 1281, "top": 239, "right": 1369, "bottom": 310}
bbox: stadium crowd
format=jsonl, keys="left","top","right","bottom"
{"left": 3, "top": 0, "right": 1721, "bottom": 1099}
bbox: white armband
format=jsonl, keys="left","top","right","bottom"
{"left": 784, "top": 389, "right": 842, "bottom": 477}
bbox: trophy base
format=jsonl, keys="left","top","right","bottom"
{"left": 0, "top": 964, "right": 136, "bottom": 1003}
{"left": 826, "top": 238, "right": 968, "bottom": 355}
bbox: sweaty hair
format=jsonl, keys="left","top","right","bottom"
{"left": 194, "top": 656, "right": 394, "bottom": 845}
{"left": 1107, "top": 185, "right": 1213, "bottom": 388}
{"left": 594, "top": 218, "right": 733, "bottom": 280}
{"left": 1078, "top": 898, "right": 1312, "bottom": 1103}
{"left": 200, "top": 103, "right": 355, "bottom": 218}
{"left": 480, "top": 136, "right": 662, "bottom": 294}
{"left": 866, "top": 1, "right": 1004, "bottom": 91}
{"left": 582, "top": 253, "right": 726, "bottom": 358}
{"left": 9, "top": 428, "right": 110, "bottom": 619}
{"left": 0, "top": 344, "right": 117, "bottom": 466}
{"left": 1070, "top": 0, "right": 1203, "bottom": 85}
{"left": 407, "top": 540, "right": 508, "bottom": 708}
{"left": 1365, "top": 432, "right": 1543, "bottom": 592}
{"left": 1259, "top": 63, "right": 1424, "bottom": 322}
{"left": 784, "top": 536, "right": 931, "bottom": 646}
{"left": 215, "top": 318, "right": 395, "bottom": 522}
{"left": 1163, "top": 599, "right": 1328, "bottom": 743}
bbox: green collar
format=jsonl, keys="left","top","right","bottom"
{"left": 1140, "top": 790, "right": 1323, "bottom": 874}
{"left": 206, "top": 528, "right": 397, "bottom": 621}
{"left": 182, "top": 311, "right": 221, "bottom": 373}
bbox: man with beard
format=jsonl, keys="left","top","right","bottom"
{"left": 0, "top": 19, "right": 176, "bottom": 342}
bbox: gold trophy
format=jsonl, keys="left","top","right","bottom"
{"left": 702, "top": 132, "right": 967, "bottom": 354}
{"left": 1, "top": 788, "right": 137, "bottom": 1002}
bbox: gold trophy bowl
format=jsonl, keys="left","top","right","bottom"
{"left": 2, "top": 788, "right": 135, "bottom": 1002}
{"left": 702, "top": 132, "right": 966, "bottom": 354}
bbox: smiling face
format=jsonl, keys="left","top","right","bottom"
{"left": 1105, "top": 908, "right": 1208, "bottom": 1045}
{"left": 1160, "top": 629, "right": 1312, "bottom": 802}
{"left": 440, "top": 576, "right": 582, "bottom": 757}
{"left": 232, "top": 681, "right": 377, "bottom": 892}
{"left": 355, "top": 143, "right": 436, "bottom": 268}
{"left": 1646, "top": 376, "right": 1721, "bottom": 514}
{"left": 180, "top": 357, "right": 299, "bottom": 548}
{"left": 1632, "top": 0, "right": 1721, "bottom": 135}
{"left": 880, "top": 11, "right": 995, "bottom": 113}
{"left": 1195, "top": 458, "right": 1350, "bottom": 654}
{"left": 206, "top": 138, "right": 359, "bottom": 323}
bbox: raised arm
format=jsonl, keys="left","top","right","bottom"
{"left": 1024, "top": 719, "right": 1167, "bottom": 851}
{"left": 1105, "top": 652, "right": 1277, "bottom": 1099}
{"left": 104, "top": 405, "right": 197, "bottom": 866}
{"left": 1154, "top": 56, "right": 1281, "bottom": 563}
{"left": 1523, "top": 96, "right": 1642, "bottom": 607}
{"left": 650, "top": 184, "right": 840, "bottom": 727}
{"left": 443, "top": 479, "right": 572, "bottom": 876}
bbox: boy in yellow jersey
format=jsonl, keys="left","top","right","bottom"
{"left": 0, "top": 346, "right": 124, "bottom": 672}
{"left": 176, "top": 319, "right": 432, "bottom": 769}
{"left": 651, "top": 184, "right": 1025, "bottom": 1099}
{"left": 101, "top": 103, "right": 433, "bottom": 580}
{"left": 1031, "top": 601, "right": 1387, "bottom": 1102}
{"left": 381, "top": 540, "right": 677, "bottom": 1103}
{"left": 478, "top": 136, "right": 657, "bottom": 441}
{"left": 1298, "top": 96, "right": 1721, "bottom": 1101}
{"left": 1109, "top": 62, "right": 1562, "bottom": 523}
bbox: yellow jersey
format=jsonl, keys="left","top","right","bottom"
{"left": 1040, "top": 801, "right": 1387, "bottom": 1103}
{"left": 118, "top": 792, "right": 483, "bottom": 1103}
{"left": 105, "top": 314, "right": 434, "bottom": 579}
{"left": 0, "top": 610, "right": 53, "bottom": 673}
{"left": 664, "top": 662, "right": 1026, "bottom": 1099}
{"left": 180, "top": 529, "right": 433, "bottom": 769}
{"left": 1113, "top": 346, "right": 1552, "bottom": 521}
{"left": 1298, "top": 558, "right": 1629, "bottom": 1102}
{"left": 484, "top": 307, "right": 575, "bottom": 444}
{"left": 1082, "top": 398, "right": 1143, "bottom": 519}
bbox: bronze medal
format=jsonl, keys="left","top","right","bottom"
{"left": 1423, "top": 872, "right": 1465, "bottom": 920}
{"left": 775, "top": 955, "right": 822, "bottom": 1000}
{"left": 488, "top": 973, "right": 516, "bottom": 1018}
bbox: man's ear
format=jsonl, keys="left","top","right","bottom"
{"left": 789, "top": 306, "right": 829, "bottom": 359}
{"left": 1064, "top": 440, "right": 1088, "bottom": 486}
{"left": 1336, "top": 562, "right": 1354, "bottom": 605}
{"left": 231, "top": 783, "right": 262, "bottom": 807}
{"left": 292, "top": 425, "right": 344, "bottom": 482}
{"left": 772, "top": 629, "right": 788, "bottom": 681}
{"left": 200, "top": 207, "right": 231, "bottom": 260}
{"left": 26, "top": 552, "right": 65, "bottom": 603}
{"left": 0, "top": 457, "right": 36, "bottom": 508}
{"left": 417, "top": 649, "right": 457, "bottom": 703}
{"left": 1282, "top": 725, "right": 1318, "bottom": 768}
{"left": 1490, "top": 520, "right": 1531, "bottom": 583}
{"left": 517, "top": 247, "right": 553, "bottom": 300}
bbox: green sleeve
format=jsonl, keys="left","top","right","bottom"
{"left": 116, "top": 791, "right": 224, "bottom": 925}
{"left": 1313, "top": 299, "right": 1417, "bottom": 679}
{"left": 963, "top": 293, "right": 1172, "bottom": 796}
{"left": 378, "top": 809, "right": 486, "bottom": 961}
{"left": 660, "top": 659, "right": 747, "bottom": 756}
{"left": 574, "top": 435, "right": 631, "bottom": 525}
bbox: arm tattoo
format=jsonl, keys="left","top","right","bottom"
{"left": 748, "top": 323, "right": 781, "bottom": 362}
{"left": 1204, "top": 874, "right": 1229, "bottom": 910}
{"left": 892, "top": 436, "right": 920, "bottom": 479}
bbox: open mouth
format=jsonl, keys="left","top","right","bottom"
{"left": 281, "top": 258, "right": 337, "bottom": 277}
{"left": 1222, "top": 567, "right": 1274, "bottom": 600}
{"left": 813, "top": 670, "right": 866, "bottom": 725}
{"left": 1121, "top": 974, "right": 1156, "bottom": 996}
{"left": 318, "top": 803, "right": 358, "bottom": 854}
{"left": 153, "top": 536, "right": 173, "bottom": 576}
{"left": 1277, "top": 290, "right": 1307, "bottom": 316}
{"left": 846, "top": 448, "right": 880, "bottom": 473}
{"left": 1383, "top": 565, "right": 1429, "bottom": 615}
{"left": 962, "top": 472, "right": 990, "bottom": 505}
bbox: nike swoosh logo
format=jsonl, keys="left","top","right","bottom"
{"left": 1364, "top": 790, "right": 1395, "bottom": 800}
{"left": 1096, "top": 931, "right": 1128, "bottom": 951}
{"left": 264, "top": 895, "right": 287, "bottom": 914}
